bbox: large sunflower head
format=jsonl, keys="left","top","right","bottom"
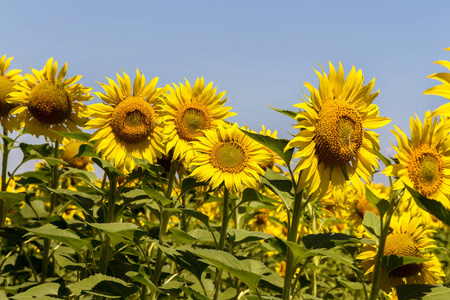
{"left": 424, "top": 47, "right": 450, "bottom": 117}
{"left": 0, "top": 55, "right": 24, "bottom": 132}
{"left": 161, "top": 77, "right": 236, "bottom": 163}
{"left": 286, "top": 62, "right": 391, "bottom": 200}
{"left": 84, "top": 69, "right": 168, "bottom": 173}
{"left": 356, "top": 213, "right": 444, "bottom": 291}
{"left": 7, "top": 58, "right": 92, "bottom": 141}
{"left": 189, "top": 123, "right": 268, "bottom": 192}
{"left": 383, "top": 111, "right": 450, "bottom": 207}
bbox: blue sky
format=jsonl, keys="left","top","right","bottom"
{"left": 2, "top": 0, "right": 450, "bottom": 183}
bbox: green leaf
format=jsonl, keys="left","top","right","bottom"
{"left": 126, "top": 271, "right": 159, "bottom": 293}
{"left": 242, "top": 188, "right": 280, "bottom": 204}
{"left": 179, "top": 286, "right": 210, "bottom": 300}
{"left": 69, "top": 273, "right": 137, "bottom": 298}
{"left": 169, "top": 228, "right": 198, "bottom": 244}
{"left": 63, "top": 167, "right": 97, "bottom": 183}
{"left": 228, "top": 228, "right": 273, "bottom": 248}
{"left": 362, "top": 211, "right": 380, "bottom": 241}
{"left": 365, "top": 186, "right": 389, "bottom": 218}
{"left": 242, "top": 130, "right": 294, "bottom": 166}
{"left": 372, "top": 142, "right": 391, "bottom": 167}
{"left": 122, "top": 188, "right": 149, "bottom": 202}
{"left": 88, "top": 222, "right": 146, "bottom": 243}
{"left": 0, "top": 191, "right": 25, "bottom": 212}
{"left": 180, "top": 177, "right": 208, "bottom": 196}
{"left": 11, "top": 282, "right": 61, "bottom": 299}
{"left": 26, "top": 224, "right": 91, "bottom": 255}
{"left": 406, "top": 185, "right": 450, "bottom": 227}
{"left": 17, "top": 171, "right": 51, "bottom": 182}
{"left": 73, "top": 143, "right": 99, "bottom": 159}
{"left": 142, "top": 182, "right": 172, "bottom": 206}
{"left": 267, "top": 104, "right": 298, "bottom": 119}
{"left": 191, "top": 248, "right": 266, "bottom": 292}
{"left": 92, "top": 157, "right": 125, "bottom": 177}
{"left": 302, "top": 233, "right": 366, "bottom": 249}
{"left": 261, "top": 168, "right": 294, "bottom": 209}
{"left": 51, "top": 131, "right": 92, "bottom": 142}
{"left": 180, "top": 208, "right": 211, "bottom": 228}
{"left": 337, "top": 280, "right": 364, "bottom": 291}
{"left": 42, "top": 157, "right": 68, "bottom": 167}
{"left": 54, "top": 254, "right": 86, "bottom": 271}
{"left": 47, "top": 188, "right": 101, "bottom": 211}
{"left": 382, "top": 255, "right": 429, "bottom": 276}
{"left": 19, "top": 143, "right": 52, "bottom": 163}
{"left": 396, "top": 284, "right": 450, "bottom": 300}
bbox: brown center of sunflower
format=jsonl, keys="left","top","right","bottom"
{"left": 175, "top": 105, "right": 212, "bottom": 141}
{"left": 28, "top": 80, "right": 72, "bottom": 125}
{"left": 314, "top": 100, "right": 363, "bottom": 166}
{"left": 0, "top": 76, "right": 17, "bottom": 117}
{"left": 110, "top": 97, "right": 155, "bottom": 144}
{"left": 384, "top": 233, "right": 422, "bottom": 278}
{"left": 211, "top": 142, "right": 247, "bottom": 173}
{"left": 61, "top": 141, "right": 90, "bottom": 170}
{"left": 407, "top": 145, "right": 443, "bottom": 198}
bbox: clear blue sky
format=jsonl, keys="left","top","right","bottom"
{"left": 2, "top": 0, "right": 450, "bottom": 183}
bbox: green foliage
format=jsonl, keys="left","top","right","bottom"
{"left": 406, "top": 185, "right": 450, "bottom": 227}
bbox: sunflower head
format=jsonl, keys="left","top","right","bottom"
{"left": 190, "top": 124, "right": 267, "bottom": 192}
{"left": 356, "top": 213, "right": 444, "bottom": 291}
{"left": 85, "top": 69, "right": 168, "bottom": 173}
{"left": 0, "top": 55, "right": 24, "bottom": 132}
{"left": 161, "top": 77, "right": 236, "bottom": 163}
{"left": 7, "top": 58, "right": 92, "bottom": 141}
{"left": 286, "top": 62, "right": 391, "bottom": 200}
{"left": 383, "top": 112, "right": 450, "bottom": 207}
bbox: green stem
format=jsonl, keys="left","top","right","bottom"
{"left": 213, "top": 187, "right": 230, "bottom": 300}
{"left": 369, "top": 189, "right": 401, "bottom": 300}
{"left": 0, "top": 129, "right": 11, "bottom": 226}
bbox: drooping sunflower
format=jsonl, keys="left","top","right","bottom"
{"left": 356, "top": 212, "right": 444, "bottom": 291}
{"left": 7, "top": 58, "right": 92, "bottom": 141}
{"left": 161, "top": 77, "right": 236, "bottom": 163}
{"left": 189, "top": 124, "right": 268, "bottom": 192}
{"left": 84, "top": 70, "right": 168, "bottom": 173}
{"left": 383, "top": 112, "right": 450, "bottom": 208}
{"left": 0, "top": 55, "right": 24, "bottom": 132}
{"left": 286, "top": 62, "right": 390, "bottom": 200}
{"left": 424, "top": 48, "right": 450, "bottom": 117}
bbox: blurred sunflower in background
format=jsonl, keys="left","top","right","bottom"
{"left": 424, "top": 47, "right": 450, "bottom": 117}
{"left": 8, "top": 58, "right": 92, "bottom": 142}
{"left": 0, "top": 54, "right": 23, "bottom": 132}
{"left": 85, "top": 70, "right": 168, "bottom": 173}
{"left": 286, "top": 62, "right": 390, "bottom": 200}
{"left": 190, "top": 124, "right": 269, "bottom": 192}
{"left": 161, "top": 77, "right": 236, "bottom": 163}
{"left": 383, "top": 112, "right": 450, "bottom": 208}
{"left": 357, "top": 212, "right": 444, "bottom": 291}
{"left": 60, "top": 138, "right": 94, "bottom": 171}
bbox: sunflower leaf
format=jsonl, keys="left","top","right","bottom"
{"left": 51, "top": 131, "right": 92, "bottom": 142}
{"left": 126, "top": 271, "right": 159, "bottom": 293}
{"left": 362, "top": 212, "right": 380, "bottom": 241}
{"left": 241, "top": 130, "right": 294, "bottom": 166}
{"left": 142, "top": 182, "right": 172, "bottom": 206}
{"left": 180, "top": 177, "right": 209, "bottom": 196}
{"left": 372, "top": 141, "right": 391, "bottom": 167}
{"left": 92, "top": 157, "right": 125, "bottom": 177}
{"left": 302, "top": 232, "right": 371, "bottom": 249}
{"left": 261, "top": 168, "right": 294, "bottom": 209}
{"left": 365, "top": 186, "right": 389, "bottom": 218}
{"left": 381, "top": 255, "right": 429, "bottom": 276}
{"left": 69, "top": 274, "right": 137, "bottom": 298}
{"left": 396, "top": 284, "right": 450, "bottom": 300}
{"left": 73, "top": 143, "right": 99, "bottom": 159}
{"left": 266, "top": 104, "right": 298, "bottom": 119}
{"left": 406, "top": 185, "right": 450, "bottom": 227}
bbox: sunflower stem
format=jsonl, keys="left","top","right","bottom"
{"left": 368, "top": 188, "right": 401, "bottom": 300}
{"left": 41, "top": 139, "right": 60, "bottom": 283}
{"left": 0, "top": 129, "right": 11, "bottom": 226}
{"left": 213, "top": 187, "right": 230, "bottom": 300}
{"left": 282, "top": 189, "right": 303, "bottom": 300}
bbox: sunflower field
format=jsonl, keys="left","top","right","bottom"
{"left": 1, "top": 52, "right": 450, "bottom": 300}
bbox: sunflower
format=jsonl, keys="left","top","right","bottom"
{"left": 189, "top": 124, "right": 268, "bottom": 192}
{"left": 161, "top": 77, "right": 236, "bottom": 163}
{"left": 383, "top": 111, "right": 450, "bottom": 208}
{"left": 0, "top": 55, "right": 24, "bottom": 132}
{"left": 60, "top": 138, "right": 94, "bottom": 171}
{"left": 84, "top": 70, "right": 168, "bottom": 173}
{"left": 286, "top": 62, "right": 390, "bottom": 200}
{"left": 7, "top": 58, "right": 92, "bottom": 141}
{"left": 356, "top": 212, "right": 444, "bottom": 291}
{"left": 424, "top": 48, "right": 450, "bottom": 117}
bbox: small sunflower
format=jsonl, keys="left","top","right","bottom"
{"left": 161, "top": 77, "right": 236, "bottom": 163}
{"left": 424, "top": 48, "right": 450, "bottom": 117}
{"left": 85, "top": 70, "right": 168, "bottom": 173}
{"left": 383, "top": 112, "right": 450, "bottom": 208}
{"left": 190, "top": 124, "right": 268, "bottom": 192}
{"left": 8, "top": 58, "right": 92, "bottom": 141}
{"left": 286, "top": 62, "right": 390, "bottom": 200}
{"left": 0, "top": 55, "right": 24, "bottom": 132}
{"left": 356, "top": 212, "right": 444, "bottom": 291}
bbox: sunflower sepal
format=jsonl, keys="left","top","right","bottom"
{"left": 405, "top": 185, "right": 450, "bottom": 227}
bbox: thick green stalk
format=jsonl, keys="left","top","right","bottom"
{"left": 213, "top": 187, "right": 230, "bottom": 300}
{"left": 0, "top": 129, "right": 11, "bottom": 226}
